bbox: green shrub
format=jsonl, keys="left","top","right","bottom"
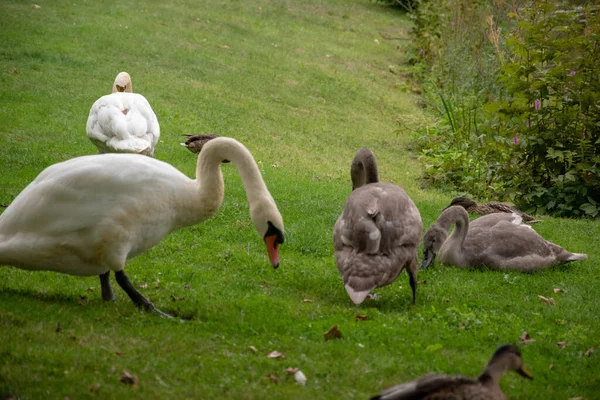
{"left": 407, "top": 0, "right": 600, "bottom": 217}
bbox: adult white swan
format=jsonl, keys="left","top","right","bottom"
{"left": 86, "top": 72, "right": 160, "bottom": 156}
{"left": 0, "top": 137, "right": 284, "bottom": 316}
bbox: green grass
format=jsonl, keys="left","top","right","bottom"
{"left": 0, "top": 0, "right": 598, "bottom": 399}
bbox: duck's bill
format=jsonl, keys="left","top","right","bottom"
{"left": 420, "top": 249, "right": 435, "bottom": 269}
{"left": 264, "top": 235, "right": 280, "bottom": 269}
{"left": 517, "top": 366, "right": 533, "bottom": 380}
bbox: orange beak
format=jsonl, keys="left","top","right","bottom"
{"left": 264, "top": 235, "right": 280, "bottom": 269}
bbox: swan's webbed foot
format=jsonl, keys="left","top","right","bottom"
{"left": 100, "top": 271, "right": 115, "bottom": 301}
{"left": 114, "top": 270, "right": 173, "bottom": 318}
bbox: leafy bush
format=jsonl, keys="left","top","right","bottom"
{"left": 406, "top": 0, "right": 600, "bottom": 217}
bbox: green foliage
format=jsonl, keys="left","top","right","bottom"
{"left": 408, "top": 0, "right": 600, "bottom": 217}
{"left": 492, "top": 2, "right": 600, "bottom": 217}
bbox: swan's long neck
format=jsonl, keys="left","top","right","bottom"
{"left": 441, "top": 206, "right": 470, "bottom": 248}
{"left": 195, "top": 138, "right": 279, "bottom": 230}
{"left": 351, "top": 148, "right": 379, "bottom": 190}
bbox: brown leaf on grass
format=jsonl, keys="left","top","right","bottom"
{"left": 538, "top": 295, "right": 556, "bottom": 305}
{"left": 138, "top": 283, "right": 148, "bottom": 289}
{"left": 302, "top": 298, "right": 313, "bottom": 303}
{"left": 519, "top": 332, "right": 536, "bottom": 346}
{"left": 220, "top": 45, "right": 230, "bottom": 49}
{"left": 557, "top": 341, "right": 568, "bottom": 349}
{"left": 248, "top": 346, "right": 258, "bottom": 353}
{"left": 553, "top": 288, "right": 566, "bottom": 294}
{"left": 32, "top": 4, "right": 41, "bottom": 9}
{"left": 115, "top": 351, "right": 124, "bottom": 357}
{"left": 9, "top": 68, "right": 18, "bottom": 74}
{"left": 286, "top": 367, "right": 299, "bottom": 375}
{"left": 584, "top": 347, "right": 595, "bottom": 357}
{"left": 119, "top": 371, "right": 139, "bottom": 388}
{"left": 89, "top": 384, "right": 101, "bottom": 393}
{"left": 444, "top": 298, "right": 451, "bottom": 303}
{"left": 420, "top": 280, "right": 427, "bottom": 285}
{"left": 55, "top": 322, "right": 62, "bottom": 333}
{"left": 170, "top": 295, "right": 185, "bottom": 302}
{"left": 266, "top": 374, "right": 278, "bottom": 383}
{"left": 267, "top": 350, "right": 284, "bottom": 359}
{"left": 324, "top": 325, "right": 343, "bottom": 341}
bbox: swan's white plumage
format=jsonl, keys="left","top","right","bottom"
{"left": 0, "top": 137, "right": 283, "bottom": 279}
{"left": 86, "top": 92, "right": 160, "bottom": 156}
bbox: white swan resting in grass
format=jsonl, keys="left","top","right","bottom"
{"left": 421, "top": 206, "right": 586, "bottom": 271}
{"left": 86, "top": 72, "right": 160, "bottom": 156}
{"left": 0, "top": 137, "right": 284, "bottom": 316}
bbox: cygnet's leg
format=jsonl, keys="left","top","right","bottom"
{"left": 114, "top": 270, "right": 172, "bottom": 318}
{"left": 407, "top": 257, "right": 418, "bottom": 305}
{"left": 99, "top": 271, "right": 114, "bottom": 301}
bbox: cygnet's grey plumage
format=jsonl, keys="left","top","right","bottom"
{"left": 333, "top": 148, "right": 422, "bottom": 304}
{"left": 421, "top": 206, "right": 586, "bottom": 271}
{"left": 371, "top": 344, "right": 533, "bottom": 400}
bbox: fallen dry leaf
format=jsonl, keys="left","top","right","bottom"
{"left": 138, "top": 283, "right": 148, "bottom": 289}
{"left": 538, "top": 295, "right": 556, "bottom": 305}
{"left": 9, "top": 68, "right": 18, "bottom": 74}
{"left": 324, "top": 325, "right": 343, "bottom": 341}
{"left": 89, "top": 384, "right": 101, "bottom": 393}
{"left": 355, "top": 315, "right": 368, "bottom": 321}
{"left": 220, "top": 45, "right": 230, "bottom": 49}
{"left": 119, "top": 371, "right": 139, "bottom": 388}
{"left": 420, "top": 280, "right": 427, "bottom": 285}
{"left": 32, "top": 4, "right": 41, "bottom": 9}
{"left": 302, "top": 299, "right": 313, "bottom": 303}
{"left": 170, "top": 295, "right": 185, "bottom": 302}
{"left": 584, "top": 347, "right": 595, "bottom": 357}
{"left": 286, "top": 367, "right": 299, "bottom": 374}
{"left": 115, "top": 351, "right": 124, "bottom": 357}
{"left": 444, "top": 298, "right": 451, "bottom": 303}
{"left": 248, "top": 346, "right": 258, "bottom": 353}
{"left": 267, "top": 350, "right": 284, "bottom": 359}
{"left": 294, "top": 370, "right": 307, "bottom": 386}
{"left": 519, "top": 332, "right": 536, "bottom": 346}
{"left": 557, "top": 341, "right": 568, "bottom": 349}
{"left": 553, "top": 288, "right": 566, "bottom": 294}
{"left": 266, "top": 374, "right": 278, "bottom": 383}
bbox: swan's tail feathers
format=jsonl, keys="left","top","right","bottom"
{"left": 567, "top": 253, "right": 587, "bottom": 262}
{"left": 344, "top": 284, "right": 372, "bottom": 305}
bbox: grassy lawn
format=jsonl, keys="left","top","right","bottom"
{"left": 0, "top": 0, "right": 598, "bottom": 399}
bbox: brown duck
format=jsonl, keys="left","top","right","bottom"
{"left": 333, "top": 148, "right": 422, "bottom": 304}
{"left": 447, "top": 197, "right": 538, "bottom": 223}
{"left": 371, "top": 344, "right": 533, "bottom": 400}
{"left": 180, "top": 134, "right": 230, "bottom": 162}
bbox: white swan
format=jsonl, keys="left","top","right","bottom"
{"left": 421, "top": 206, "right": 586, "bottom": 271}
{"left": 333, "top": 148, "right": 422, "bottom": 305}
{"left": 86, "top": 72, "right": 160, "bottom": 156}
{"left": 0, "top": 137, "right": 284, "bottom": 315}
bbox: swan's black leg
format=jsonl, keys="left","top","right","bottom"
{"left": 100, "top": 271, "right": 115, "bottom": 301}
{"left": 407, "top": 258, "right": 418, "bottom": 305}
{"left": 114, "top": 270, "right": 172, "bottom": 318}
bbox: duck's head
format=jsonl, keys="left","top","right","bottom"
{"left": 112, "top": 72, "right": 133, "bottom": 93}
{"left": 420, "top": 225, "right": 447, "bottom": 269}
{"left": 445, "top": 196, "right": 477, "bottom": 210}
{"left": 252, "top": 205, "right": 284, "bottom": 269}
{"left": 487, "top": 344, "right": 533, "bottom": 380}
